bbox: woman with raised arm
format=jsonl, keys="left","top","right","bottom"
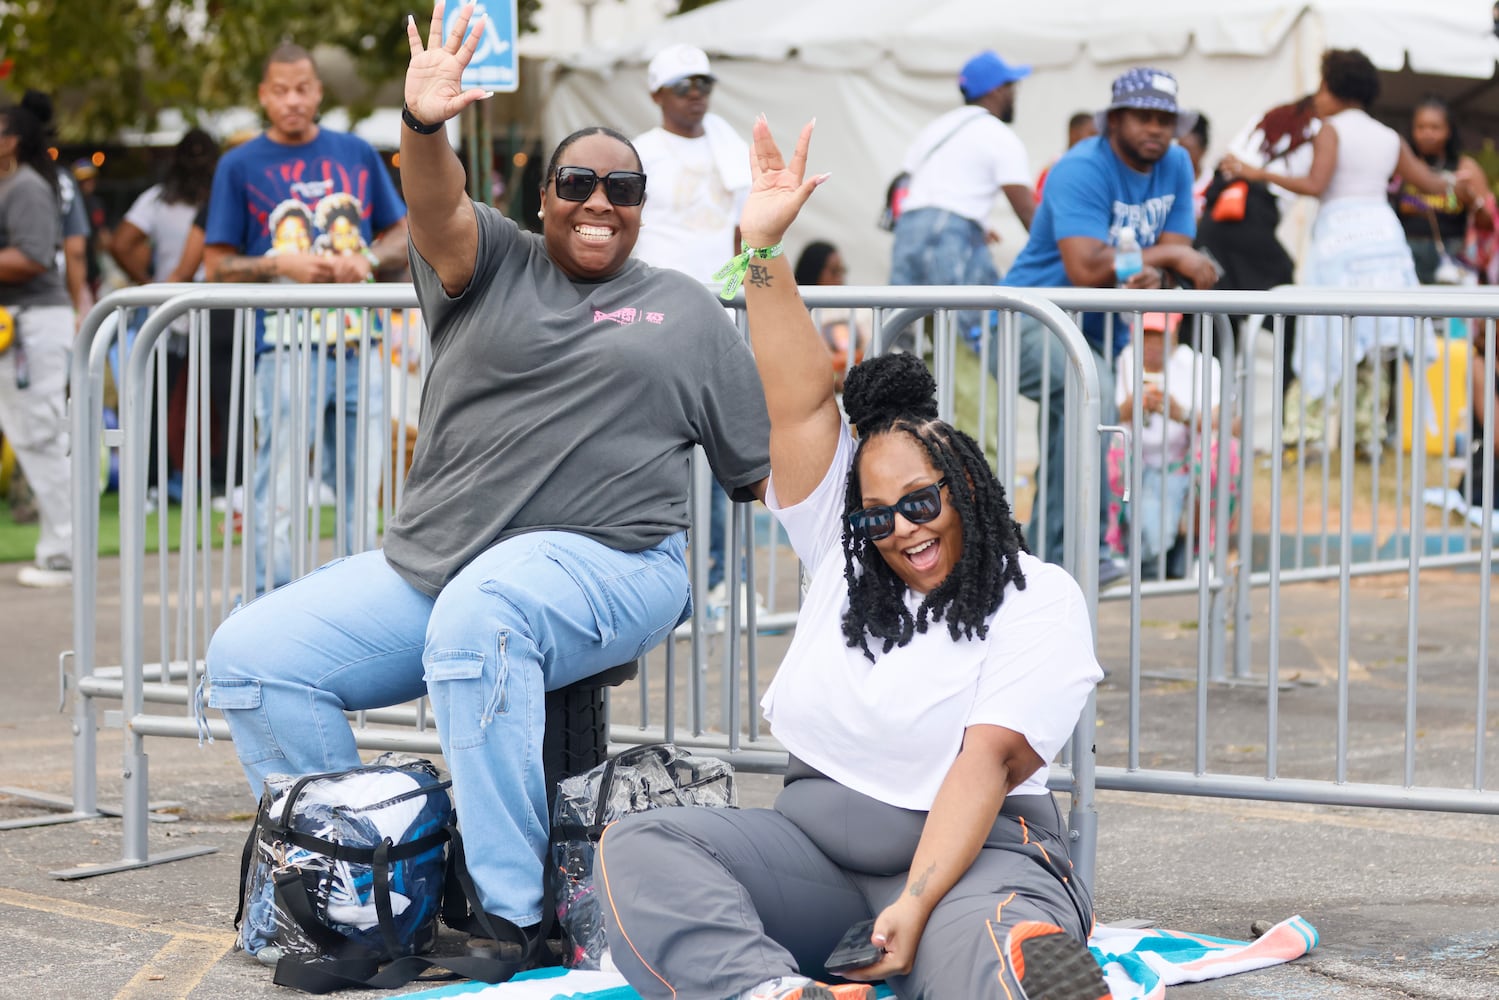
{"left": 598, "top": 120, "right": 1107, "bottom": 1000}
{"left": 205, "top": 0, "right": 770, "bottom": 957}
{"left": 1221, "top": 48, "right": 1484, "bottom": 459}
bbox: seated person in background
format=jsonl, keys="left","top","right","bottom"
{"left": 1113, "top": 312, "right": 1227, "bottom": 579}
{"left": 794, "top": 239, "right": 869, "bottom": 391}
{"left": 599, "top": 119, "right": 1107, "bottom": 1000}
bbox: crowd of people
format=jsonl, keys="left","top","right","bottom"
{"left": 5, "top": 2, "right": 1499, "bottom": 996}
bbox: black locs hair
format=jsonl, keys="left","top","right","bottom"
{"left": 839, "top": 353, "right": 1028, "bottom": 661}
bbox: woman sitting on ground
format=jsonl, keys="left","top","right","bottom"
{"left": 598, "top": 119, "right": 1107, "bottom": 1000}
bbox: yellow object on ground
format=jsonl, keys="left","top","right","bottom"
{"left": 1401, "top": 337, "right": 1469, "bottom": 455}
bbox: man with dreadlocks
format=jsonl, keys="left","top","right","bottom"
{"left": 597, "top": 119, "right": 1107, "bottom": 1000}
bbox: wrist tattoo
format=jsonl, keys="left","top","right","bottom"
{"left": 215, "top": 255, "right": 278, "bottom": 282}
{"left": 747, "top": 261, "right": 773, "bottom": 288}
{"left": 906, "top": 863, "right": 935, "bottom": 898}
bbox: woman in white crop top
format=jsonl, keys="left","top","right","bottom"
{"left": 1220, "top": 49, "right": 1477, "bottom": 457}
{"left": 597, "top": 121, "right": 1108, "bottom": 1000}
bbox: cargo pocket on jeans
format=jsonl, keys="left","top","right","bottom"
{"left": 423, "top": 646, "right": 500, "bottom": 750}
{"left": 205, "top": 678, "right": 281, "bottom": 765}
{"left": 537, "top": 543, "right": 618, "bottom": 649}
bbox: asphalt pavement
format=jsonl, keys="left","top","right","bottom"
{"left": 2, "top": 555, "right": 1496, "bottom": 1000}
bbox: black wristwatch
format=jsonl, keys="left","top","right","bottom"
{"left": 402, "top": 104, "right": 444, "bottom": 135}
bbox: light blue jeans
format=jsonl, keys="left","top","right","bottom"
{"left": 978, "top": 314, "right": 1115, "bottom": 567}
{"left": 889, "top": 208, "right": 1000, "bottom": 344}
{"left": 206, "top": 530, "right": 690, "bottom": 924}
{"left": 1134, "top": 464, "right": 1191, "bottom": 573}
{"left": 251, "top": 343, "right": 385, "bottom": 593}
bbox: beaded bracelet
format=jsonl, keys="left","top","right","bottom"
{"left": 713, "top": 242, "right": 784, "bottom": 299}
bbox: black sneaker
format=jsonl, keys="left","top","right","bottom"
{"left": 1001, "top": 921, "right": 1109, "bottom": 1000}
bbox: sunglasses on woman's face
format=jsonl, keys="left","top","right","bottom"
{"left": 848, "top": 479, "right": 948, "bottom": 541}
{"left": 667, "top": 76, "right": 714, "bottom": 98}
{"left": 552, "top": 166, "right": 648, "bottom": 207}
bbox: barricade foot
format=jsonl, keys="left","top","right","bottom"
{"left": 0, "top": 785, "right": 184, "bottom": 827}
{"left": 0, "top": 786, "right": 104, "bottom": 830}
{"left": 48, "top": 844, "right": 219, "bottom": 880}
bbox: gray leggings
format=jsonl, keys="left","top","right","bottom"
{"left": 597, "top": 763, "right": 1093, "bottom": 1000}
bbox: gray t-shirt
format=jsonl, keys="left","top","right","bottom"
{"left": 386, "top": 202, "right": 771, "bottom": 596}
{"left": 0, "top": 164, "right": 67, "bottom": 307}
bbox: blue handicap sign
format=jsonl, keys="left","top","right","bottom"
{"left": 443, "top": 0, "right": 518, "bottom": 93}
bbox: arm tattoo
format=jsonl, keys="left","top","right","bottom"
{"left": 214, "top": 255, "right": 278, "bottom": 282}
{"left": 747, "top": 261, "right": 773, "bottom": 288}
{"left": 906, "top": 863, "right": 935, "bottom": 899}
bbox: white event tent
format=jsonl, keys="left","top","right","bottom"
{"left": 539, "top": 0, "right": 1499, "bottom": 283}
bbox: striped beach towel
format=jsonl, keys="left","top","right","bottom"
{"left": 405, "top": 916, "right": 1316, "bottom": 1000}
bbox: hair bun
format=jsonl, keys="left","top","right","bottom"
{"left": 841, "top": 352, "right": 938, "bottom": 430}
{"left": 20, "top": 90, "right": 54, "bottom": 128}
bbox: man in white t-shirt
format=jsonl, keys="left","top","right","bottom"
{"left": 632, "top": 44, "right": 751, "bottom": 286}
{"left": 890, "top": 49, "right": 1035, "bottom": 344}
{"left": 633, "top": 44, "right": 753, "bottom": 603}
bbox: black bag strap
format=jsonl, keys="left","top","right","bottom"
{"left": 442, "top": 821, "right": 556, "bottom": 954}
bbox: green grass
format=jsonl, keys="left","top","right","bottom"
{"left": 0, "top": 491, "right": 339, "bottom": 564}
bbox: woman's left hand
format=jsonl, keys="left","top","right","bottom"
{"left": 739, "top": 117, "right": 830, "bottom": 250}
{"left": 839, "top": 897, "right": 930, "bottom": 981}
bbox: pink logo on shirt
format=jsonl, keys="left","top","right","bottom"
{"left": 594, "top": 307, "right": 638, "bottom": 325}
{"left": 593, "top": 307, "right": 666, "bottom": 326}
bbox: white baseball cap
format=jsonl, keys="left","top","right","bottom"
{"left": 647, "top": 44, "right": 714, "bottom": 93}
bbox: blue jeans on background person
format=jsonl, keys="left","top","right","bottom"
{"left": 1135, "top": 464, "right": 1191, "bottom": 577}
{"left": 978, "top": 315, "right": 1116, "bottom": 572}
{"left": 251, "top": 343, "right": 385, "bottom": 594}
{"left": 206, "top": 530, "right": 690, "bottom": 925}
{"left": 706, "top": 481, "right": 730, "bottom": 593}
{"left": 890, "top": 208, "right": 1000, "bottom": 346}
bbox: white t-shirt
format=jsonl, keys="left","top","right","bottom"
{"left": 1321, "top": 108, "right": 1401, "bottom": 204}
{"left": 900, "top": 108, "right": 1031, "bottom": 225}
{"left": 760, "top": 425, "right": 1102, "bottom": 811}
{"left": 124, "top": 184, "right": 202, "bottom": 282}
{"left": 632, "top": 124, "right": 749, "bottom": 284}
{"left": 1115, "top": 343, "right": 1222, "bottom": 468}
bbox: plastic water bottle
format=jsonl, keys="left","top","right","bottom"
{"left": 1114, "top": 226, "right": 1143, "bottom": 285}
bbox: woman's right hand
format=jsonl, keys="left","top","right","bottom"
{"left": 739, "top": 117, "right": 830, "bottom": 250}
{"left": 404, "top": 2, "right": 490, "bottom": 127}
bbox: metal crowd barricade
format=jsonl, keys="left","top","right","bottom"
{"left": 30, "top": 284, "right": 1109, "bottom": 888}
{"left": 1016, "top": 287, "right": 1497, "bottom": 817}
{"left": 24, "top": 278, "right": 1499, "bottom": 901}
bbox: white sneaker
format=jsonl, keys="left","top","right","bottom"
{"left": 18, "top": 556, "right": 72, "bottom": 589}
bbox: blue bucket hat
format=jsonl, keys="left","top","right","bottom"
{"left": 959, "top": 50, "right": 1030, "bottom": 102}
{"left": 1095, "top": 67, "right": 1200, "bottom": 137}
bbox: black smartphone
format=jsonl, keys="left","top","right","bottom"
{"left": 824, "top": 918, "right": 884, "bottom": 975}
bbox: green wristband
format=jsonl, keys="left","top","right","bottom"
{"left": 712, "top": 242, "right": 785, "bottom": 299}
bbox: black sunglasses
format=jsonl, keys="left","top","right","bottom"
{"left": 552, "top": 166, "right": 648, "bottom": 207}
{"left": 667, "top": 75, "right": 714, "bottom": 98}
{"left": 848, "top": 479, "right": 948, "bottom": 541}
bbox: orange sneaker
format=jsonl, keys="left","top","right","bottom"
{"left": 1002, "top": 921, "right": 1110, "bottom": 1000}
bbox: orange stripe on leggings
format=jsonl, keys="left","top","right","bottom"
{"left": 1017, "top": 817, "right": 1053, "bottom": 866}
{"left": 597, "top": 822, "right": 676, "bottom": 998}
{"left": 984, "top": 893, "right": 1020, "bottom": 1000}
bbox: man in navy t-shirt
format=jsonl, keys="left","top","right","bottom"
{"left": 998, "top": 67, "right": 1219, "bottom": 584}
{"left": 204, "top": 43, "right": 408, "bottom": 593}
